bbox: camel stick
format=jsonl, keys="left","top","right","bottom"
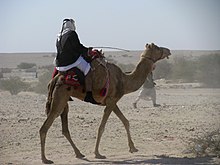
{"left": 93, "top": 46, "right": 130, "bottom": 52}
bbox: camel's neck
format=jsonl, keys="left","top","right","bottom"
{"left": 123, "top": 58, "right": 153, "bottom": 94}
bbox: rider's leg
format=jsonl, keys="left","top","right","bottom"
{"left": 84, "top": 70, "right": 99, "bottom": 104}
{"left": 76, "top": 56, "right": 99, "bottom": 104}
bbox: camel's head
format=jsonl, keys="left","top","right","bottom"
{"left": 141, "top": 43, "right": 171, "bottom": 63}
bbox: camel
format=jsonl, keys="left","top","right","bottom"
{"left": 39, "top": 43, "right": 171, "bottom": 164}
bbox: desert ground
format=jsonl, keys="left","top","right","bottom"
{"left": 0, "top": 51, "right": 220, "bottom": 164}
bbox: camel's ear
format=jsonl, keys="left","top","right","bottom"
{"left": 149, "top": 43, "right": 155, "bottom": 49}
{"left": 145, "top": 43, "right": 149, "bottom": 48}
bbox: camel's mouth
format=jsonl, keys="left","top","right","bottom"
{"left": 162, "top": 48, "right": 171, "bottom": 59}
{"left": 166, "top": 50, "right": 171, "bottom": 59}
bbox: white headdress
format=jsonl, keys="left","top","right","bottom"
{"left": 59, "top": 18, "right": 76, "bottom": 36}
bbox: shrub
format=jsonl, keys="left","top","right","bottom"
{"left": 32, "top": 70, "right": 52, "bottom": 94}
{"left": 118, "top": 63, "right": 135, "bottom": 72}
{"left": 169, "top": 56, "right": 196, "bottom": 82}
{"left": 17, "top": 62, "right": 36, "bottom": 69}
{"left": 154, "top": 60, "right": 172, "bottom": 79}
{"left": 31, "top": 65, "right": 54, "bottom": 94}
{"left": 0, "top": 71, "right": 3, "bottom": 78}
{"left": 39, "top": 64, "right": 54, "bottom": 72}
{"left": 0, "top": 77, "right": 30, "bottom": 95}
{"left": 1, "top": 68, "right": 12, "bottom": 73}
{"left": 195, "top": 54, "right": 220, "bottom": 87}
{"left": 161, "top": 53, "right": 220, "bottom": 86}
{"left": 186, "top": 129, "right": 220, "bottom": 157}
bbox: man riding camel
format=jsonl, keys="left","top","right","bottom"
{"left": 53, "top": 18, "right": 99, "bottom": 104}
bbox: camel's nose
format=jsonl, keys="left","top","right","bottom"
{"left": 162, "top": 47, "right": 171, "bottom": 59}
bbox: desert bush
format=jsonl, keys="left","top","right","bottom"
{"left": 169, "top": 56, "right": 196, "bottom": 82}
{"left": 161, "top": 53, "right": 220, "bottom": 86}
{"left": 187, "top": 129, "right": 220, "bottom": 157}
{"left": 1, "top": 68, "right": 12, "bottom": 73}
{"left": 154, "top": 60, "right": 172, "bottom": 79}
{"left": 17, "top": 62, "right": 36, "bottom": 69}
{"left": 195, "top": 54, "right": 220, "bottom": 87}
{"left": 32, "top": 70, "right": 52, "bottom": 94}
{"left": 118, "top": 63, "right": 135, "bottom": 72}
{"left": 25, "top": 67, "right": 37, "bottom": 72}
{"left": 39, "top": 64, "right": 54, "bottom": 72}
{"left": 0, "top": 71, "right": 3, "bottom": 78}
{"left": 0, "top": 77, "right": 30, "bottom": 95}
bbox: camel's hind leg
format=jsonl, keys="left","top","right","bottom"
{"left": 60, "top": 104, "right": 85, "bottom": 158}
{"left": 40, "top": 85, "right": 69, "bottom": 164}
{"left": 113, "top": 105, "right": 138, "bottom": 153}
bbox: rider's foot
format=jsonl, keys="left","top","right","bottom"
{"left": 84, "top": 91, "right": 100, "bottom": 105}
{"left": 153, "top": 103, "right": 161, "bottom": 107}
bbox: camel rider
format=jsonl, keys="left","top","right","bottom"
{"left": 53, "top": 18, "right": 99, "bottom": 104}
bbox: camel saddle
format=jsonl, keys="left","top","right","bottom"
{"left": 60, "top": 49, "right": 104, "bottom": 87}
{"left": 62, "top": 67, "right": 85, "bottom": 87}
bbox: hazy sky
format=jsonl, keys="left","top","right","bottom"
{"left": 1, "top": 0, "right": 220, "bottom": 52}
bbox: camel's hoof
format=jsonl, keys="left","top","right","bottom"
{"left": 95, "top": 154, "right": 106, "bottom": 159}
{"left": 76, "top": 153, "right": 85, "bottom": 159}
{"left": 42, "top": 158, "right": 54, "bottom": 164}
{"left": 129, "top": 147, "right": 138, "bottom": 153}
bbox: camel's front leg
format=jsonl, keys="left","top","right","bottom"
{"left": 60, "top": 104, "right": 85, "bottom": 158}
{"left": 113, "top": 105, "right": 138, "bottom": 153}
{"left": 94, "top": 105, "right": 112, "bottom": 159}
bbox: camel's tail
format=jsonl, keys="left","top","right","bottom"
{"left": 45, "top": 75, "right": 60, "bottom": 115}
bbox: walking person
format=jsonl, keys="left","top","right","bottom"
{"left": 133, "top": 65, "right": 160, "bottom": 108}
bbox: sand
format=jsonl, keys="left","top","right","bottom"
{"left": 0, "top": 86, "right": 219, "bottom": 164}
{"left": 0, "top": 51, "right": 220, "bottom": 164}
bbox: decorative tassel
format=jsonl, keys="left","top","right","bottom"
{"left": 100, "top": 88, "right": 107, "bottom": 97}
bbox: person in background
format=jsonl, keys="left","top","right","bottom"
{"left": 53, "top": 18, "right": 99, "bottom": 104}
{"left": 133, "top": 64, "right": 161, "bottom": 108}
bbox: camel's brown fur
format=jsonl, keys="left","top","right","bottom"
{"left": 39, "top": 43, "right": 171, "bottom": 164}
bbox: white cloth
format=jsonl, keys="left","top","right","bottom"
{"left": 57, "top": 19, "right": 76, "bottom": 41}
{"left": 137, "top": 87, "right": 156, "bottom": 101}
{"left": 63, "top": 19, "right": 76, "bottom": 32}
{"left": 56, "top": 56, "right": 91, "bottom": 75}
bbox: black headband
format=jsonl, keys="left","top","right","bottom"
{"left": 63, "top": 19, "right": 71, "bottom": 23}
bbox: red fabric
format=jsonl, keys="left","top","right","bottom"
{"left": 89, "top": 49, "right": 99, "bottom": 56}
{"left": 100, "top": 88, "right": 107, "bottom": 96}
{"left": 64, "top": 71, "right": 80, "bottom": 86}
{"left": 52, "top": 67, "right": 81, "bottom": 87}
{"left": 88, "top": 49, "right": 103, "bottom": 60}
{"left": 52, "top": 68, "right": 58, "bottom": 78}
